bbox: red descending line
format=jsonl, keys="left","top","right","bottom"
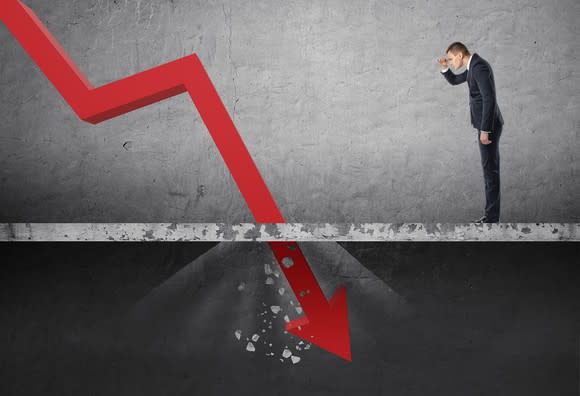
{"left": 1, "top": 0, "right": 282, "bottom": 221}
{"left": 0, "top": 0, "right": 351, "bottom": 360}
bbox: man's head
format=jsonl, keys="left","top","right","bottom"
{"left": 446, "top": 42, "right": 471, "bottom": 70}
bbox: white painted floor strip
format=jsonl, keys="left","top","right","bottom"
{"left": 0, "top": 223, "right": 578, "bottom": 241}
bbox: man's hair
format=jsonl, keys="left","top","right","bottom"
{"left": 446, "top": 42, "right": 470, "bottom": 56}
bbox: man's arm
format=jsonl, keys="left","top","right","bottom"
{"left": 441, "top": 68, "right": 467, "bottom": 86}
{"left": 472, "top": 63, "right": 496, "bottom": 133}
{"left": 436, "top": 57, "right": 467, "bottom": 85}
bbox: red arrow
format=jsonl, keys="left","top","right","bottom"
{"left": 270, "top": 241, "right": 351, "bottom": 361}
{"left": 0, "top": 0, "right": 351, "bottom": 360}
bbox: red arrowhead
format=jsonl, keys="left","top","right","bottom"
{"left": 286, "top": 285, "right": 351, "bottom": 361}
{"left": 269, "top": 242, "right": 352, "bottom": 361}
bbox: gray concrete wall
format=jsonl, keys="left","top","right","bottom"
{"left": 0, "top": 0, "right": 578, "bottom": 222}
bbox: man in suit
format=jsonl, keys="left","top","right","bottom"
{"left": 437, "top": 42, "right": 504, "bottom": 223}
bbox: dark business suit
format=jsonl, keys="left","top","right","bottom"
{"left": 441, "top": 53, "right": 504, "bottom": 221}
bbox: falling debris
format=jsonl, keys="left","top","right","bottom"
{"left": 264, "top": 263, "right": 273, "bottom": 275}
{"left": 270, "top": 305, "right": 281, "bottom": 314}
{"left": 246, "top": 342, "right": 255, "bottom": 352}
{"left": 265, "top": 277, "right": 274, "bottom": 285}
{"left": 305, "top": 344, "right": 311, "bottom": 350}
{"left": 234, "top": 330, "right": 242, "bottom": 340}
{"left": 298, "top": 341, "right": 304, "bottom": 345}
{"left": 283, "top": 315, "right": 290, "bottom": 323}
{"left": 296, "top": 307, "right": 303, "bottom": 314}
{"left": 291, "top": 356, "right": 301, "bottom": 364}
{"left": 282, "top": 348, "right": 292, "bottom": 358}
{"left": 237, "top": 282, "right": 245, "bottom": 291}
{"left": 281, "top": 257, "right": 294, "bottom": 268}
{"left": 278, "top": 288, "right": 285, "bottom": 296}
{"left": 290, "top": 300, "right": 295, "bottom": 306}
{"left": 273, "top": 271, "right": 280, "bottom": 278}
{"left": 251, "top": 334, "right": 260, "bottom": 342}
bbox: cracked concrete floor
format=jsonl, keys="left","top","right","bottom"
{"left": 1, "top": 242, "right": 579, "bottom": 395}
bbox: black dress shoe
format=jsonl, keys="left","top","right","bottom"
{"left": 474, "top": 216, "right": 499, "bottom": 224}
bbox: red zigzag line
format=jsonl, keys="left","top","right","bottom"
{"left": 0, "top": 0, "right": 283, "bottom": 222}
{"left": 1, "top": 0, "right": 352, "bottom": 361}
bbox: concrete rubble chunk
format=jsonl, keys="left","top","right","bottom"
{"left": 282, "top": 348, "right": 292, "bottom": 358}
{"left": 246, "top": 342, "right": 255, "bottom": 352}
{"left": 265, "top": 277, "right": 274, "bottom": 285}
{"left": 270, "top": 305, "right": 281, "bottom": 314}
{"left": 251, "top": 334, "right": 260, "bottom": 342}
{"left": 291, "top": 356, "right": 301, "bottom": 364}
{"left": 264, "top": 263, "right": 273, "bottom": 275}
{"left": 278, "top": 288, "right": 285, "bottom": 296}
{"left": 234, "top": 330, "right": 241, "bottom": 340}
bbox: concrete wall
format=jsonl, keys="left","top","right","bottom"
{"left": 0, "top": 0, "right": 578, "bottom": 222}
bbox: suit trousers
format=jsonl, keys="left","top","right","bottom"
{"left": 477, "top": 126, "right": 502, "bottom": 221}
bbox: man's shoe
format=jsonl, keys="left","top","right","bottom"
{"left": 474, "top": 216, "right": 487, "bottom": 224}
{"left": 474, "top": 215, "right": 500, "bottom": 224}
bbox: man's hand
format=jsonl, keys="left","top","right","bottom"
{"left": 437, "top": 57, "right": 448, "bottom": 70}
{"left": 480, "top": 131, "right": 492, "bottom": 145}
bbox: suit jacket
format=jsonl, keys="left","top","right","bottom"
{"left": 442, "top": 53, "right": 504, "bottom": 133}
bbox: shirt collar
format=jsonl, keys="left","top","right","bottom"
{"left": 466, "top": 54, "right": 474, "bottom": 70}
